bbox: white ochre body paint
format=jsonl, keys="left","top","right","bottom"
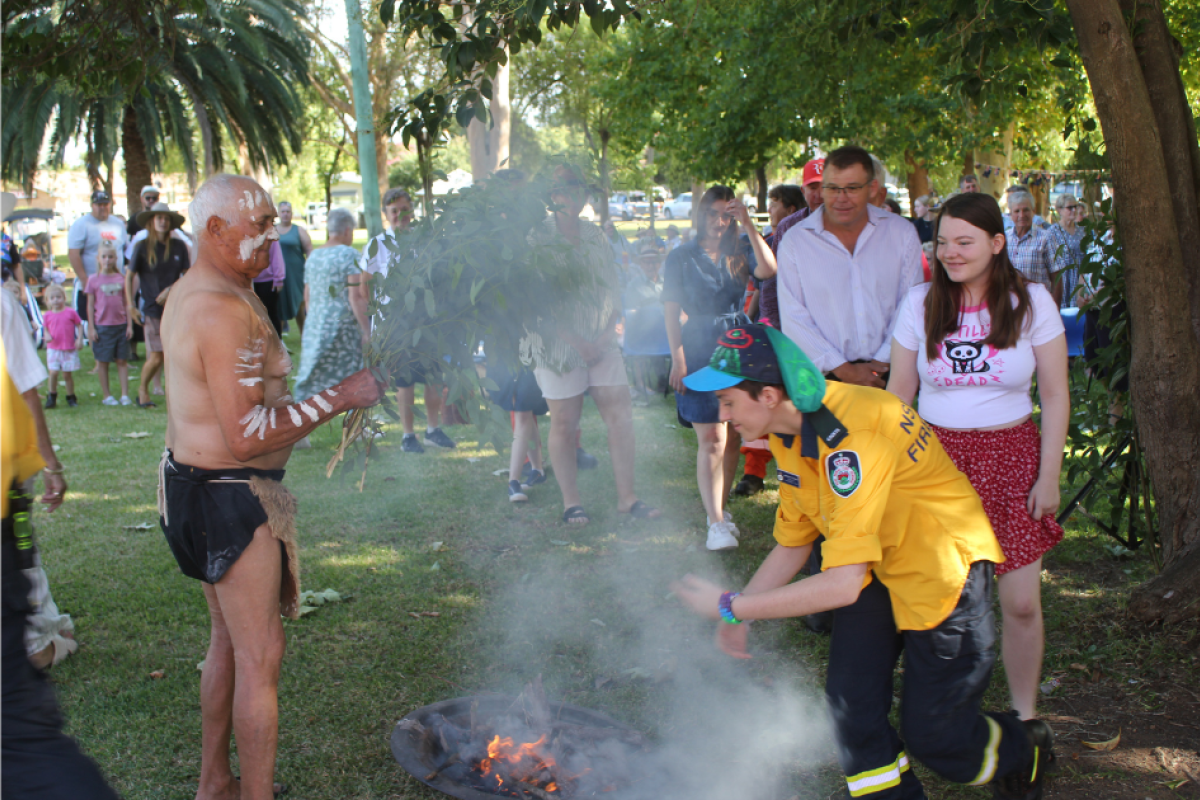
{"left": 238, "top": 377, "right": 263, "bottom": 386}
{"left": 287, "top": 406, "right": 302, "bottom": 427}
{"left": 299, "top": 401, "right": 319, "bottom": 422}
{"left": 240, "top": 406, "right": 269, "bottom": 438}
{"left": 312, "top": 395, "right": 333, "bottom": 413}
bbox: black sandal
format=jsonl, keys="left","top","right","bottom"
{"left": 137, "top": 400, "right": 157, "bottom": 409}
{"left": 624, "top": 500, "right": 661, "bottom": 520}
{"left": 562, "top": 506, "right": 589, "bottom": 525}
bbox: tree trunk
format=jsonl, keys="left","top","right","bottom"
{"left": 1120, "top": 0, "right": 1200, "bottom": 344}
{"left": 598, "top": 128, "right": 611, "bottom": 226}
{"left": 755, "top": 164, "right": 768, "bottom": 212}
{"left": 905, "top": 150, "right": 930, "bottom": 201}
{"left": 121, "top": 105, "right": 153, "bottom": 220}
{"left": 975, "top": 124, "right": 1014, "bottom": 201}
{"left": 691, "top": 179, "right": 704, "bottom": 231}
{"left": 1066, "top": 0, "right": 1200, "bottom": 625}
{"left": 468, "top": 56, "right": 511, "bottom": 180}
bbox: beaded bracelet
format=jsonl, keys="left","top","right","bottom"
{"left": 43, "top": 466, "right": 65, "bottom": 475}
{"left": 718, "top": 591, "right": 743, "bottom": 624}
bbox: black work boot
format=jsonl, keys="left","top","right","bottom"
{"left": 44, "top": 393, "right": 57, "bottom": 409}
{"left": 993, "top": 717, "right": 1056, "bottom": 800}
{"left": 66, "top": 394, "right": 78, "bottom": 407}
{"left": 732, "top": 474, "right": 765, "bottom": 496}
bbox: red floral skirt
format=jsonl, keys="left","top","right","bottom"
{"left": 931, "top": 420, "right": 1063, "bottom": 575}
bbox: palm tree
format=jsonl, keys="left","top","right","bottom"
{"left": 2, "top": 0, "right": 310, "bottom": 217}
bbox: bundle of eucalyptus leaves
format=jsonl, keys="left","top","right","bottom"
{"left": 326, "top": 175, "right": 599, "bottom": 487}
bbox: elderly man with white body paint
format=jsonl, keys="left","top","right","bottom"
{"left": 158, "top": 174, "right": 381, "bottom": 800}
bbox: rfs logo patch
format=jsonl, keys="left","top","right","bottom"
{"left": 825, "top": 450, "right": 862, "bottom": 498}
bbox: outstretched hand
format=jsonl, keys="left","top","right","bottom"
{"left": 670, "top": 573, "right": 724, "bottom": 620}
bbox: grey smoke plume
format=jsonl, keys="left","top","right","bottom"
{"left": 474, "top": 528, "right": 838, "bottom": 800}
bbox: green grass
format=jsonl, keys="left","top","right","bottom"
{"left": 26, "top": 331, "right": 1196, "bottom": 799}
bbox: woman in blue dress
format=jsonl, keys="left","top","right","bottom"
{"left": 664, "top": 186, "right": 776, "bottom": 550}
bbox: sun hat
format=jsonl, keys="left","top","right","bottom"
{"left": 682, "top": 323, "right": 826, "bottom": 413}
{"left": 135, "top": 201, "right": 185, "bottom": 230}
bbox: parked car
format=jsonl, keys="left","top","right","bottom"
{"left": 628, "top": 191, "right": 664, "bottom": 219}
{"left": 662, "top": 192, "right": 692, "bottom": 220}
{"left": 609, "top": 192, "right": 634, "bottom": 221}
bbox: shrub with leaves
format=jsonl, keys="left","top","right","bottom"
{"left": 329, "top": 174, "right": 599, "bottom": 484}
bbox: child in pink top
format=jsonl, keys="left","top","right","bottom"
{"left": 86, "top": 241, "right": 133, "bottom": 405}
{"left": 42, "top": 283, "right": 84, "bottom": 408}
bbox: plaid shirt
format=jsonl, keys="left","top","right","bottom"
{"left": 1008, "top": 226, "right": 1056, "bottom": 292}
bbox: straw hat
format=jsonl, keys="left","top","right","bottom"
{"left": 136, "top": 201, "right": 185, "bottom": 229}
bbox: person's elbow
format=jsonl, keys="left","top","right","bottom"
{"left": 827, "top": 564, "right": 869, "bottom": 608}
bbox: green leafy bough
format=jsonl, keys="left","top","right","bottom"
{"left": 326, "top": 174, "right": 597, "bottom": 486}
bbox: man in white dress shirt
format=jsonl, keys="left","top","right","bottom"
{"left": 774, "top": 146, "right": 921, "bottom": 634}
{"left": 776, "top": 145, "right": 921, "bottom": 390}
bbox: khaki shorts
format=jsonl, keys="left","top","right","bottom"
{"left": 533, "top": 349, "right": 627, "bottom": 401}
{"left": 143, "top": 315, "right": 163, "bottom": 352}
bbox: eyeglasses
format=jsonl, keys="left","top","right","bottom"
{"left": 821, "top": 184, "right": 868, "bottom": 197}
{"left": 1061, "top": 204, "right": 1079, "bottom": 211}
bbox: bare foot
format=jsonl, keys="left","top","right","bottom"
{"left": 196, "top": 775, "right": 239, "bottom": 800}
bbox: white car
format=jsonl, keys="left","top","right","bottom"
{"left": 662, "top": 193, "right": 692, "bottom": 220}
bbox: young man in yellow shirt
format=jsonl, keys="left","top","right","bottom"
{"left": 672, "top": 323, "right": 1055, "bottom": 800}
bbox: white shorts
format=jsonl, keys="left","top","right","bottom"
{"left": 533, "top": 349, "right": 628, "bottom": 401}
{"left": 47, "top": 349, "right": 81, "bottom": 373}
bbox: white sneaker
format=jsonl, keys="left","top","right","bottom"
{"left": 707, "top": 510, "right": 738, "bottom": 536}
{"left": 706, "top": 521, "right": 739, "bottom": 551}
{"left": 119, "top": 396, "right": 133, "bottom": 406}
{"left": 101, "top": 396, "right": 119, "bottom": 406}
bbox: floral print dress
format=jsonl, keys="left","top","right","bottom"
{"left": 293, "top": 244, "right": 362, "bottom": 402}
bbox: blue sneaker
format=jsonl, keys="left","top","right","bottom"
{"left": 576, "top": 447, "right": 599, "bottom": 470}
{"left": 508, "top": 480, "right": 528, "bottom": 503}
{"left": 424, "top": 427, "right": 457, "bottom": 449}
{"left": 401, "top": 434, "right": 425, "bottom": 453}
{"left": 521, "top": 469, "right": 547, "bottom": 490}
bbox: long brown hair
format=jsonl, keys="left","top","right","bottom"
{"left": 144, "top": 215, "right": 167, "bottom": 269}
{"left": 696, "top": 185, "right": 749, "bottom": 282}
{"left": 923, "top": 192, "right": 1032, "bottom": 361}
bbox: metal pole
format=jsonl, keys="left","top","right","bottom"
{"left": 344, "top": 0, "right": 382, "bottom": 238}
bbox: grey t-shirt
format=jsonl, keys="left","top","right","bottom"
{"left": 67, "top": 213, "right": 128, "bottom": 277}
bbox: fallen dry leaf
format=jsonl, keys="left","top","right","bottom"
{"left": 149, "top": 670, "right": 165, "bottom": 679}
{"left": 122, "top": 523, "right": 155, "bottom": 531}
{"left": 1070, "top": 663, "right": 1088, "bottom": 671}
{"left": 1080, "top": 729, "right": 1121, "bottom": 751}
{"left": 124, "top": 432, "right": 151, "bottom": 439}
{"left": 407, "top": 611, "right": 440, "bottom": 618}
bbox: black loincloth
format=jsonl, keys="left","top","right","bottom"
{"left": 158, "top": 450, "right": 302, "bottom": 618}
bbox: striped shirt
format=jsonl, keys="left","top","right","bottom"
{"left": 1047, "top": 224, "right": 1085, "bottom": 308}
{"left": 1007, "top": 226, "right": 1056, "bottom": 292}
{"left": 520, "top": 217, "right": 621, "bottom": 374}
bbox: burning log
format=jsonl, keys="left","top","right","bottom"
{"left": 392, "top": 678, "right": 657, "bottom": 800}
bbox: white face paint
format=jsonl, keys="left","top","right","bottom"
{"left": 239, "top": 231, "right": 270, "bottom": 262}
{"left": 237, "top": 190, "right": 256, "bottom": 211}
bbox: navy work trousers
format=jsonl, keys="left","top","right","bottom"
{"left": 2, "top": 535, "right": 120, "bottom": 800}
{"left": 825, "top": 561, "right": 1031, "bottom": 798}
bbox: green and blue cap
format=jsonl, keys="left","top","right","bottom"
{"left": 682, "top": 324, "right": 827, "bottom": 413}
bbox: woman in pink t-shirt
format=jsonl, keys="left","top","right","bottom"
{"left": 887, "top": 192, "right": 1069, "bottom": 723}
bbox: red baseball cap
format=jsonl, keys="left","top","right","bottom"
{"left": 802, "top": 158, "right": 825, "bottom": 186}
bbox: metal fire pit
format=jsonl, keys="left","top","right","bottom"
{"left": 391, "top": 694, "right": 641, "bottom": 800}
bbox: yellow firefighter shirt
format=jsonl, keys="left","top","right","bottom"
{"left": 2, "top": 337, "right": 45, "bottom": 517}
{"left": 769, "top": 382, "right": 1003, "bottom": 631}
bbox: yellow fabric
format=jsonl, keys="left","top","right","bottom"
{"left": 770, "top": 382, "right": 1003, "bottom": 631}
{"left": 1, "top": 337, "right": 45, "bottom": 516}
